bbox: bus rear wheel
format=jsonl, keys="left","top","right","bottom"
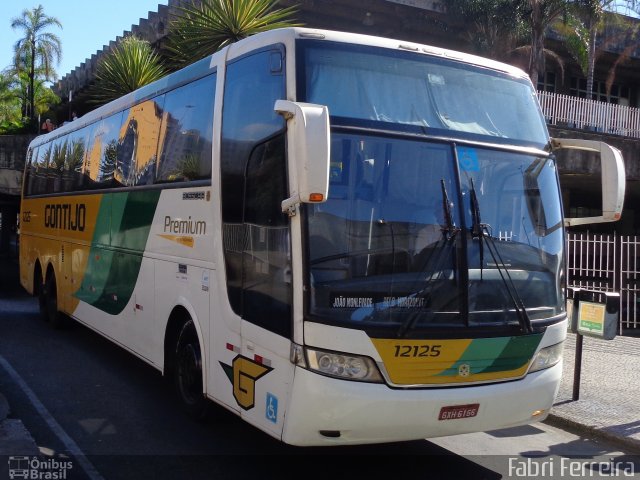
{"left": 41, "top": 272, "right": 67, "bottom": 329}
{"left": 174, "top": 319, "right": 208, "bottom": 420}
{"left": 36, "top": 272, "right": 47, "bottom": 322}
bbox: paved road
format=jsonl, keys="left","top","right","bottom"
{"left": 1, "top": 290, "right": 638, "bottom": 480}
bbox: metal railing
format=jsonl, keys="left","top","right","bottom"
{"left": 538, "top": 91, "right": 640, "bottom": 138}
{"left": 567, "top": 232, "right": 639, "bottom": 331}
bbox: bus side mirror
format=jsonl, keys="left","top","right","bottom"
{"left": 275, "top": 100, "right": 330, "bottom": 215}
{"left": 551, "top": 138, "right": 625, "bottom": 227}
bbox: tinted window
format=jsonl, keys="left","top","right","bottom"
{"left": 62, "top": 127, "right": 91, "bottom": 192}
{"left": 220, "top": 47, "right": 291, "bottom": 336}
{"left": 86, "top": 112, "right": 124, "bottom": 188}
{"left": 25, "top": 147, "right": 37, "bottom": 196}
{"left": 31, "top": 144, "right": 52, "bottom": 195}
{"left": 119, "top": 97, "right": 165, "bottom": 186}
{"left": 221, "top": 50, "right": 285, "bottom": 223}
{"left": 25, "top": 74, "right": 216, "bottom": 196}
{"left": 241, "top": 135, "right": 291, "bottom": 336}
{"left": 157, "top": 74, "right": 215, "bottom": 183}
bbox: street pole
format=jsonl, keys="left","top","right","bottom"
{"left": 572, "top": 332, "right": 584, "bottom": 401}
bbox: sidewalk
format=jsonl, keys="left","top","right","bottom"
{"left": 546, "top": 332, "right": 640, "bottom": 453}
{"left": 1, "top": 249, "right": 639, "bottom": 454}
{"left": 0, "top": 253, "right": 40, "bottom": 455}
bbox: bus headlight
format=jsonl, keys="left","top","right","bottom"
{"left": 529, "top": 342, "right": 564, "bottom": 373}
{"left": 304, "top": 347, "right": 383, "bottom": 383}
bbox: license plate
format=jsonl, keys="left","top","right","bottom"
{"left": 438, "top": 403, "right": 480, "bottom": 421}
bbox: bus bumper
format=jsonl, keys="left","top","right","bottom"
{"left": 281, "top": 361, "right": 562, "bottom": 446}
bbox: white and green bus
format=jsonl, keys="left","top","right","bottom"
{"left": 20, "top": 28, "right": 624, "bottom": 446}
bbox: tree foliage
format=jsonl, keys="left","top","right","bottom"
{"left": 90, "top": 36, "right": 168, "bottom": 105}
{"left": 11, "top": 5, "right": 62, "bottom": 129}
{"left": 447, "top": 0, "right": 529, "bottom": 59}
{"left": 165, "top": 0, "right": 300, "bottom": 67}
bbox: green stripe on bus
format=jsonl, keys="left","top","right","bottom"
{"left": 436, "top": 334, "right": 543, "bottom": 377}
{"left": 74, "top": 190, "right": 161, "bottom": 315}
{"left": 477, "top": 333, "right": 543, "bottom": 374}
{"left": 437, "top": 337, "right": 510, "bottom": 377}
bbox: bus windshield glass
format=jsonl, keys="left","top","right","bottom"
{"left": 299, "top": 41, "right": 563, "bottom": 333}
{"left": 305, "top": 134, "right": 564, "bottom": 331}
{"left": 298, "top": 40, "right": 548, "bottom": 147}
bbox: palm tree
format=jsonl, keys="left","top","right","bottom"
{"left": 447, "top": 0, "right": 528, "bottom": 60}
{"left": 165, "top": 0, "right": 300, "bottom": 67}
{"left": 526, "top": 0, "right": 569, "bottom": 84}
{"left": 565, "top": 0, "right": 640, "bottom": 100}
{"left": 90, "top": 36, "right": 168, "bottom": 104}
{"left": 11, "top": 5, "right": 62, "bottom": 129}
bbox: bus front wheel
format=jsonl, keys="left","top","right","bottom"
{"left": 174, "top": 319, "right": 208, "bottom": 420}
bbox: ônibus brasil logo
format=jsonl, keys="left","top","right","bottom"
{"left": 8, "top": 456, "right": 73, "bottom": 480}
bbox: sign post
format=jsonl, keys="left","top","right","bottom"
{"left": 567, "top": 288, "right": 619, "bottom": 401}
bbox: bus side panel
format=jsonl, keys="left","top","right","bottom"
{"left": 145, "top": 188, "right": 215, "bottom": 371}
{"left": 67, "top": 191, "right": 161, "bottom": 363}
{"left": 153, "top": 260, "right": 210, "bottom": 377}
{"left": 239, "top": 322, "right": 294, "bottom": 440}
{"left": 19, "top": 196, "right": 101, "bottom": 302}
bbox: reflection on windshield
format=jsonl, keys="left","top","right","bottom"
{"left": 300, "top": 40, "right": 548, "bottom": 146}
{"left": 458, "top": 146, "right": 564, "bottom": 326}
{"left": 305, "top": 134, "right": 564, "bottom": 332}
{"left": 307, "top": 134, "right": 462, "bottom": 328}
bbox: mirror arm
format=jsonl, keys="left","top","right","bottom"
{"left": 282, "top": 195, "right": 300, "bottom": 217}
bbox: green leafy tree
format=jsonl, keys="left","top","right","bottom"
{"left": 11, "top": 5, "right": 62, "bottom": 129}
{"left": 0, "top": 68, "right": 58, "bottom": 134}
{"left": 0, "top": 73, "right": 22, "bottom": 130}
{"left": 90, "top": 36, "right": 168, "bottom": 105}
{"left": 165, "top": 0, "right": 300, "bottom": 67}
{"left": 562, "top": 1, "right": 640, "bottom": 99}
{"left": 447, "top": 0, "right": 528, "bottom": 59}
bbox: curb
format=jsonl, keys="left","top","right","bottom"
{"left": 545, "top": 414, "right": 640, "bottom": 455}
{"left": 0, "top": 393, "right": 40, "bottom": 455}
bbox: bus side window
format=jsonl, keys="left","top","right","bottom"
{"left": 86, "top": 112, "right": 124, "bottom": 189}
{"left": 32, "top": 144, "right": 52, "bottom": 196}
{"left": 24, "top": 147, "right": 37, "bottom": 196}
{"left": 119, "top": 97, "right": 165, "bottom": 187}
{"left": 156, "top": 74, "right": 215, "bottom": 183}
{"left": 62, "top": 127, "right": 90, "bottom": 192}
{"left": 242, "top": 135, "right": 291, "bottom": 337}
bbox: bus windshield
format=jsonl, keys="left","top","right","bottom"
{"left": 298, "top": 40, "right": 548, "bottom": 147}
{"left": 300, "top": 41, "right": 563, "bottom": 333}
{"left": 305, "top": 134, "right": 564, "bottom": 332}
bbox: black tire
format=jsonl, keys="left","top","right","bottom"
{"left": 174, "top": 319, "right": 208, "bottom": 420}
{"left": 36, "top": 272, "right": 47, "bottom": 322}
{"left": 42, "top": 272, "right": 67, "bottom": 329}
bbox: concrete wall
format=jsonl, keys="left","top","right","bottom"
{"left": 550, "top": 126, "right": 640, "bottom": 233}
{"left": 0, "top": 135, "right": 34, "bottom": 198}
{"left": 549, "top": 126, "right": 640, "bottom": 182}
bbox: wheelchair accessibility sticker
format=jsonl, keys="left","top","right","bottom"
{"left": 457, "top": 147, "right": 479, "bottom": 172}
{"left": 266, "top": 393, "right": 278, "bottom": 423}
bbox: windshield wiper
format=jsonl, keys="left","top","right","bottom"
{"left": 468, "top": 179, "right": 533, "bottom": 334}
{"left": 396, "top": 180, "right": 460, "bottom": 337}
{"left": 440, "top": 179, "right": 456, "bottom": 238}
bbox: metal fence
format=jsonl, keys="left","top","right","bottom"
{"left": 538, "top": 91, "right": 640, "bottom": 139}
{"left": 567, "top": 232, "right": 639, "bottom": 331}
